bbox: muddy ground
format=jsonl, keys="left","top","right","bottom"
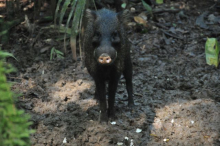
{"left": 3, "top": 0, "right": 220, "bottom": 146}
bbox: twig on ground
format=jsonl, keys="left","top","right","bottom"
{"left": 161, "top": 29, "right": 184, "bottom": 40}
{"left": 155, "top": 23, "right": 169, "bottom": 30}
{"left": 145, "top": 8, "right": 181, "bottom": 15}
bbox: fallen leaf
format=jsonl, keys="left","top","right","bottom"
{"left": 134, "top": 16, "right": 148, "bottom": 27}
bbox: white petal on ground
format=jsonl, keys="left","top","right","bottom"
{"left": 117, "top": 142, "right": 123, "bottom": 145}
{"left": 111, "top": 121, "right": 116, "bottom": 125}
{"left": 136, "top": 128, "right": 142, "bottom": 133}
{"left": 130, "top": 139, "right": 134, "bottom": 146}
{"left": 63, "top": 137, "right": 67, "bottom": 143}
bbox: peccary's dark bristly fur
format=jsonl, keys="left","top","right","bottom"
{"left": 83, "top": 8, "right": 134, "bottom": 122}
{"left": 84, "top": 9, "right": 128, "bottom": 73}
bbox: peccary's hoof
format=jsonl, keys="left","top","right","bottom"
{"left": 98, "top": 53, "right": 112, "bottom": 64}
{"left": 108, "top": 109, "right": 116, "bottom": 120}
{"left": 128, "top": 101, "right": 135, "bottom": 108}
{"left": 99, "top": 111, "right": 108, "bottom": 123}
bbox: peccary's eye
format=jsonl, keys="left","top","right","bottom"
{"left": 111, "top": 31, "right": 120, "bottom": 43}
{"left": 112, "top": 31, "right": 118, "bottom": 38}
{"left": 94, "top": 31, "right": 101, "bottom": 38}
{"left": 92, "top": 31, "right": 101, "bottom": 45}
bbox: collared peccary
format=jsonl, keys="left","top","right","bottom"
{"left": 83, "top": 8, "right": 134, "bottom": 122}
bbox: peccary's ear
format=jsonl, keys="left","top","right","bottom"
{"left": 117, "top": 9, "right": 130, "bottom": 24}
{"left": 86, "top": 9, "right": 97, "bottom": 22}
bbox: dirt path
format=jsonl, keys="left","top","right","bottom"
{"left": 5, "top": 0, "right": 220, "bottom": 146}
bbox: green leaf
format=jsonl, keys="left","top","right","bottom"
{"left": 0, "top": 19, "right": 23, "bottom": 44}
{"left": 50, "top": 47, "right": 55, "bottom": 60}
{"left": 205, "top": 38, "right": 220, "bottom": 67}
{"left": 50, "top": 47, "right": 64, "bottom": 60}
{"left": 172, "top": 23, "right": 177, "bottom": 27}
{"left": 70, "top": 0, "right": 86, "bottom": 61}
{"left": 55, "top": 49, "right": 64, "bottom": 55}
{"left": 142, "top": 0, "right": 152, "bottom": 14}
{"left": 41, "top": 25, "right": 71, "bottom": 34}
{"left": 64, "top": 0, "right": 78, "bottom": 53}
{"left": 0, "top": 51, "right": 18, "bottom": 61}
{"left": 121, "top": 3, "right": 127, "bottom": 9}
{"left": 156, "top": 0, "right": 163, "bottom": 4}
{"left": 0, "top": 50, "right": 33, "bottom": 145}
{"left": 54, "top": 0, "right": 63, "bottom": 25}
{"left": 59, "top": 0, "right": 71, "bottom": 26}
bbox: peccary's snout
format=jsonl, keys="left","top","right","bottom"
{"left": 94, "top": 46, "right": 117, "bottom": 65}
{"left": 98, "top": 53, "right": 112, "bottom": 64}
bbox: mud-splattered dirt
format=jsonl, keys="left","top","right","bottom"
{"left": 3, "top": 0, "right": 220, "bottom": 146}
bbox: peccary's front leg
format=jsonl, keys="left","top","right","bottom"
{"left": 108, "top": 72, "right": 121, "bottom": 119}
{"left": 95, "top": 79, "right": 107, "bottom": 122}
{"left": 123, "top": 57, "right": 134, "bottom": 107}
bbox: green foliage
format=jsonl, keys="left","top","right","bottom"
{"left": 0, "top": 50, "right": 34, "bottom": 146}
{"left": 156, "top": 0, "right": 163, "bottom": 4}
{"left": 70, "top": 0, "right": 86, "bottom": 60}
{"left": 121, "top": 3, "right": 127, "bottom": 9}
{"left": 54, "top": 0, "right": 87, "bottom": 60}
{"left": 0, "top": 18, "right": 23, "bottom": 44}
{"left": 50, "top": 47, "right": 64, "bottom": 60}
{"left": 142, "top": 0, "right": 152, "bottom": 16}
{"left": 0, "top": 51, "right": 18, "bottom": 61}
{"left": 205, "top": 38, "right": 220, "bottom": 67}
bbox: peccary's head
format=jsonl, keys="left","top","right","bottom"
{"left": 86, "top": 9, "right": 127, "bottom": 65}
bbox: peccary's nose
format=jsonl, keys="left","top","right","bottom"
{"left": 98, "top": 53, "right": 112, "bottom": 64}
